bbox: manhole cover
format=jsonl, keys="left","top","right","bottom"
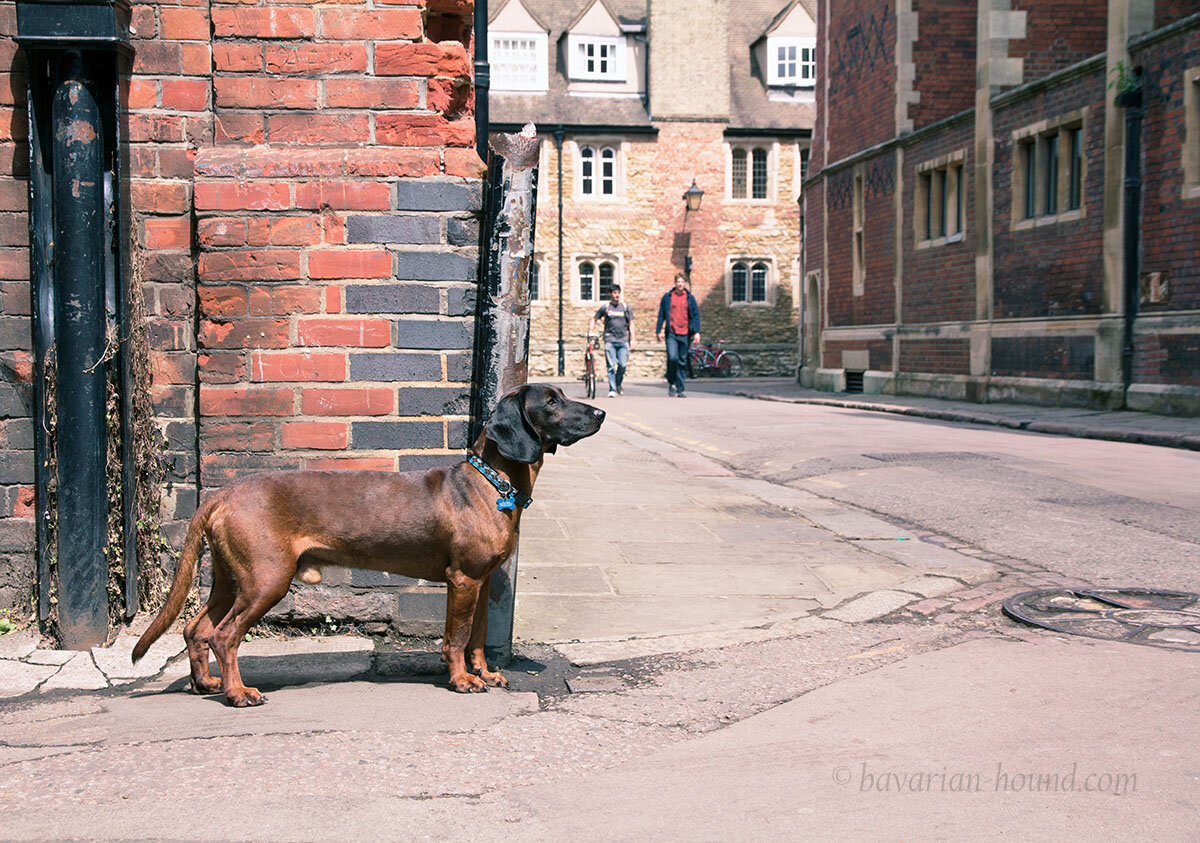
{"left": 1003, "top": 588, "right": 1200, "bottom": 652}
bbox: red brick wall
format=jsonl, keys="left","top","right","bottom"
{"left": 1134, "top": 25, "right": 1200, "bottom": 314}
{"left": 822, "top": 338, "right": 892, "bottom": 370}
{"left": 991, "top": 69, "right": 1107, "bottom": 319}
{"left": 1157, "top": 2, "right": 1200, "bottom": 29}
{"left": 901, "top": 120, "right": 974, "bottom": 323}
{"left": 826, "top": 1, "right": 896, "bottom": 163}
{"left": 825, "top": 153, "right": 897, "bottom": 327}
{"left": 0, "top": 0, "right": 483, "bottom": 613}
{"left": 899, "top": 338, "right": 970, "bottom": 374}
{"left": 1009, "top": 0, "right": 1108, "bottom": 84}
{"left": 1130, "top": 22, "right": 1200, "bottom": 387}
{"left": 911, "top": 0, "right": 977, "bottom": 129}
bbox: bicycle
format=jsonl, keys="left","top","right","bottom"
{"left": 688, "top": 340, "right": 743, "bottom": 378}
{"left": 574, "top": 333, "right": 600, "bottom": 398}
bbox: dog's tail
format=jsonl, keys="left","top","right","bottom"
{"left": 132, "top": 496, "right": 217, "bottom": 663}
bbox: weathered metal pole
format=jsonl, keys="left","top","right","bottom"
{"left": 1117, "top": 73, "right": 1143, "bottom": 404}
{"left": 473, "top": 124, "right": 540, "bottom": 666}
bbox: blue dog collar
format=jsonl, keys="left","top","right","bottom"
{"left": 467, "top": 455, "right": 533, "bottom": 512}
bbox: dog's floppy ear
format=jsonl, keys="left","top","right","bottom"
{"left": 486, "top": 387, "right": 543, "bottom": 464}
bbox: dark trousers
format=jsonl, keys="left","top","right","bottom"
{"left": 665, "top": 332, "right": 690, "bottom": 393}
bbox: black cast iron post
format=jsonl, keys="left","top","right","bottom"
{"left": 18, "top": 0, "right": 132, "bottom": 648}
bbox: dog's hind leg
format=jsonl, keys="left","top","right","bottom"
{"left": 466, "top": 574, "right": 508, "bottom": 688}
{"left": 209, "top": 548, "right": 294, "bottom": 707}
{"left": 182, "top": 559, "right": 233, "bottom": 695}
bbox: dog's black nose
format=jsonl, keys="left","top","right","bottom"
{"left": 593, "top": 408, "right": 605, "bottom": 419}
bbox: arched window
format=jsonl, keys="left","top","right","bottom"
{"left": 580, "top": 146, "right": 594, "bottom": 196}
{"left": 751, "top": 262, "right": 768, "bottom": 302}
{"left": 731, "top": 262, "right": 748, "bottom": 302}
{"left": 579, "top": 261, "right": 594, "bottom": 301}
{"left": 731, "top": 148, "right": 747, "bottom": 199}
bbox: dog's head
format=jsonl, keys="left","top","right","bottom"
{"left": 486, "top": 383, "right": 605, "bottom": 464}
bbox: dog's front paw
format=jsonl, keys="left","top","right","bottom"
{"left": 450, "top": 673, "right": 487, "bottom": 693}
{"left": 480, "top": 670, "right": 508, "bottom": 689}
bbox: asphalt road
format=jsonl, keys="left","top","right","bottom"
{"left": 593, "top": 380, "right": 1200, "bottom": 593}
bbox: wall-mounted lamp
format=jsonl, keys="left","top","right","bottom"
{"left": 683, "top": 180, "right": 703, "bottom": 273}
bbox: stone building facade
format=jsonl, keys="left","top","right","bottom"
{"left": 0, "top": 0, "right": 484, "bottom": 632}
{"left": 803, "top": 0, "right": 1200, "bottom": 415}
{"left": 488, "top": 0, "right": 814, "bottom": 382}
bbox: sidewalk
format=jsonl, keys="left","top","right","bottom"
{"left": 682, "top": 377, "right": 1200, "bottom": 450}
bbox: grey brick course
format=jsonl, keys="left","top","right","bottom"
{"left": 393, "top": 319, "right": 473, "bottom": 350}
{"left": 397, "top": 387, "right": 470, "bottom": 417}
{"left": 395, "top": 251, "right": 476, "bottom": 282}
{"left": 352, "top": 420, "right": 444, "bottom": 450}
{"left": 0, "top": 317, "right": 28, "bottom": 351}
{"left": 349, "top": 352, "right": 442, "bottom": 382}
{"left": 446, "top": 352, "right": 472, "bottom": 381}
{"left": 346, "top": 215, "right": 440, "bottom": 245}
{"left": 0, "top": 384, "right": 31, "bottom": 419}
{"left": 447, "top": 217, "right": 479, "bottom": 246}
{"left": 345, "top": 284, "right": 440, "bottom": 314}
{"left": 0, "top": 518, "right": 34, "bottom": 553}
{"left": 1, "top": 419, "right": 33, "bottom": 450}
{"left": 394, "top": 180, "right": 481, "bottom": 212}
{"left": 0, "top": 451, "right": 33, "bottom": 484}
{"left": 446, "top": 286, "right": 476, "bottom": 316}
{"left": 447, "top": 419, "right": 471, "bottom": 449}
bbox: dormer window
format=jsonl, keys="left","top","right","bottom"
{"left": 491, "top": 31, "right": 549, "bottom": 92}
{"left": 568, "top": 34, "right": 626, "bottom": 82}
{"left": 768, "top": 37, "right": 815, "bottom": 87}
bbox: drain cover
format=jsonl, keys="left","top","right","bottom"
{"left": 1003, "top": 588, "right": 1200, "bottom": 652}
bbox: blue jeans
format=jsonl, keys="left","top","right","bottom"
{"left": 604, "top": 341, "right": 629, "bottom": 392}
{"left": 665, "top": 332, "right": 689, "bottom": 393}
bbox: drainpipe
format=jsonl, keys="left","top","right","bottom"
{"left": 554, "top": 125, "right": 565, "bottom": 375}
{"left": 631, "top": 32, "right": 651, "bottom": 116}
{"left": 1115, "top": 69, "right": 1143, "bottom": 405}
{"left": 474, "top": 0, "right": 489, "bottom": 164}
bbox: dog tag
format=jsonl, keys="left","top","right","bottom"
{"left": 496, "top": 496, "right": 516, "bottom": 511}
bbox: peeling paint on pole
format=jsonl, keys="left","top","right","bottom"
{"left": 473, "top": 123, "right": 541, "bottom": 667}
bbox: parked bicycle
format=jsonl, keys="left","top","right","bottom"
{"left": 688, "top": 341, "right": 743, "bottom": 378}
{"left": 574, "top": 333, "right": 601, "bottom": 398}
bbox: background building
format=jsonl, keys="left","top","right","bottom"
{"left": 489, "top": 0, "right": 815, "bottom": 379}
{"left": 803, "top": 0, "right": 1200, "bottom": 415}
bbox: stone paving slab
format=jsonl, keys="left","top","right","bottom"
{"left": 40, "top": 653, "right": 108, "bottom": 692}
{"left": 824, "top": 589, "right": 919, "bottom": 622}
{"left": 851, "top": 538, "right": 995, "bottom": 570}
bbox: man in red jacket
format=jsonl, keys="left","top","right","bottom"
{"left": 655, "top": 273, "right": 701, "bottom": 397}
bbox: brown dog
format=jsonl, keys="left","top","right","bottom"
{"left": 132, "top": 383, "right": 604, "bottom": 706}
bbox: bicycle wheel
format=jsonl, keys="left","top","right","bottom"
{"left": 714, "top": 350, "right": 743, "bottom": 377}
{"left": 688, "top": 349, "right": 706, "bottom": 378}
{"left": 584, "top": 355, "right": 596, "bottom": 398}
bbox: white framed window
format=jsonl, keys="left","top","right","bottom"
{"left": 768, "top": 37, "right": 816, "bottom": 87}
{"left": 576, "top": 257, "right": 620, "bottom": 303}
{"left": 728, "top": 258, "right": 772, "bottom": 305}
{"left": 577, "top": 142, "right": 620, "bottom": 198}
{"left": 915, "top": 151, "right": 966, "bottom": 247}
{"left": 490, "top": 31, "right": 549, "bottom": 92}
{"left": 728, "top": 143, "right": 773, "bottom": 200}
{"left": 567, "top": 34, "right": 626, "bottom": 82}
